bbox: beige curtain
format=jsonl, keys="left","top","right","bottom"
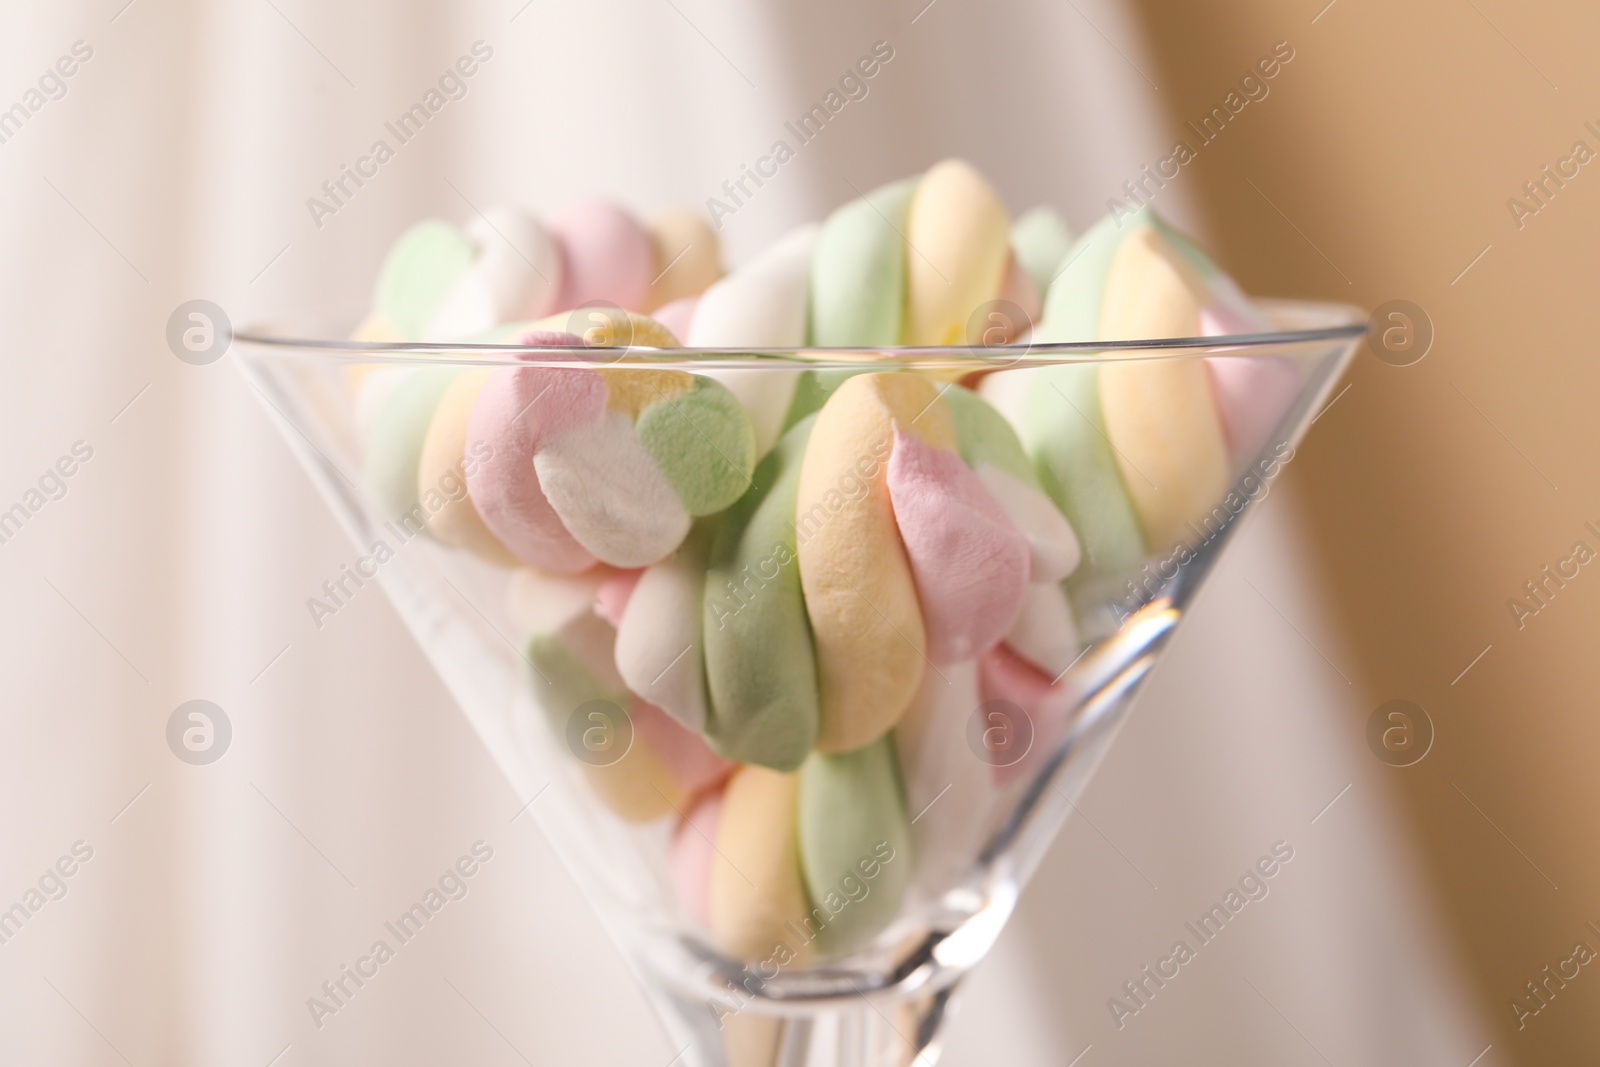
{"left": 0, "top": 0, "right": 1486, "bottom": 1062}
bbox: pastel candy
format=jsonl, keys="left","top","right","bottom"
{"left": 797, "top": 374, "right": 955, "bottom": 753}
{"left": 1097, "top": 225, "right": 1230, "bottom": 550}
{"left": 469, "top": 322, "right": 751, "bottom": 569}
{"left": 1010, "top": 206, "right": 1073, "bottom": 295}
{"left": 615, "top": 524, "right": 711, "bottom": 731}
{"left": 548, "top": 199, "right": 655, "bottom": 313}
{"left": 904, "top": 159, "right": 1010, "bottom": 345}
{"left": 506, "top": 567, "right": 606, "bottom": 635}
{"left": 1200, "top": 280, "right": 1302, "bottom": 460}
{"left": 894, "top": 660, "right": 992, "bottom": 892}
{"left": 711, "top": 765, "right": 812, "bottom": 964}
{"left": 364, "top": 366, "right": 460, "bottom": 520}
{"left": 536, "top": 409, "right": 692, "bottom": 567}
{"left": 703, "top": 416, "right": 819, "bottom": 770}
{"left": 978, "top": 642, "right": 1072, "bottom": 786}
{"left": 797, "top": 736, "right": 913, "bottom": 956}
{"left": 425, "top": 209, "right": 562, "bottom": 340}
{"left": 354, "top": 366, "right": 415, "bottom": 443}
{"left": 1018, "top": 364, "right": 1145, "bottom": 591}
{"left": 996, "top": 250, "right": 1042, "bottom": 342}
{"left": 415, "top": 369, "right": 517, "bottom": 565}
{"left": 635, "top": 375, "right": 757, "bottom": 515}
{"left": 670, "top": 787, "right": 723, "bottom": 930}
{"left": 465, "top": 357, "right": 600, "bottom": 573}
{"left": 644, "top": 209, "right": 721, "bottom": 311}
{"left": 975, "top": 463, "right": 1080, "bottom": 583}
{"left": 526, "top": 611, "right": 681, "bottom": 822}
{"left": 1004, "top": 581, "right": 1081, "bottom": 678}
{"left": 594, "top": 567, "right": 643, "bottom": 628}
{"left": 809, "top": 178, "right": 916, "bottom": 346}
{"left": 631, "top": 695, "right": 734, "bottom": 798}
{"left": 886, "top": 431, "right": 1029, "bottom": 663}
{"left": 944, "top": 385, "right": 1080, "bottom": 582}
{"left": 690, "top": 226, "right": 818, "bottom": 456}
{"left": 651, "top": 296, "right": 699, "bottom": 343}
{"left": 344, "top": 313, "right": 405, "bottom": 392}
{"left": 371, "top": 220, "right": 476, "bottom": 339}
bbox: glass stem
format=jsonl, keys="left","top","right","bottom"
{"left": 648, "top": 979, "right": 960, "bottom": 1067}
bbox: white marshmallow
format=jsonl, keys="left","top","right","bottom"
{"left": 425, "top": 209, "right": 563, "bottom": 341}
{"left": 975, "top": 462, "right": 1081, "bottom": 582}
{"left": 534, "top": 410, "right": 691, "bottom": 568}
{"left": 614, "top": 532, "right": 709, "bottom": 732}
{"left": 689, "top": 225, "right": 818, "bottom": 456}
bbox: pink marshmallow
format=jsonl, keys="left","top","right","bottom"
{"left": 979, "top": 643, "right": 1072, "bottom": 785}
{"left": 548, "top": 199, "right": 655, "bottom": 314}
{"left": 594, "top": 568, "right": 644, "bottom": 628}
{"left": 886, "top": 431, "right": 1030, "bottom": 663}
{"left": 670, "top": 787, "right": 723, "bottom": 931}
{"left": 465, "top": 362, "right": 605, "bottom": 573}
{"left": 651, "top": 296, "right": 699, "bottom": 343}
{"left": 1201, "top": 302, "right": 1302, "bottom": 461}
{"left": 631, "top": 697, "right": 735, "bottom": 798}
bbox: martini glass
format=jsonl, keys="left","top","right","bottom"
{"left": 237, "top": 302, "right": 1363, "bottom": 1067}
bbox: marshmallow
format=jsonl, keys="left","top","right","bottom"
{"left": 1010, "top": 206, "right": 1073, "bottom": 296}
{"left": 703, "top": 416, "right": 819, "bottom": 770}
{"left": 615, "top": 524, "right": 711, "bottom": 732}
{"left": 690, "top": 226, "right": 819, "bottom": 457}
{"left": 526, "top": 611, "right": 682, "bottom": 822}
{"left": 425, "top": 209, "right": 562, "bottom": 340}
{"left": 644, "top": 209, "right": 722, "bottom": 311}
{"left": 711, "top": 765, "right": 812, "bottom": 964}
{"left": 414, "top": 369, "right": 518, "bottom": 564}
{"left": 370, "top": 219, "right": 476, "bottom": 339}
{"left": 1004, "top": 581, "right": 1081, "bottom": 679}
{"left": 944, "top": 384, "right": 1080, "bottom": 583}
{"left": 904, "top": 159, "right": 1010, "bottom": 345}
{"left": 797, "top": 736, "right": 913, "bottom": 957}
{"left": 1097, "top": 225, "right": 1230, "bottom": 551}
{"left": 894, "top": 660, "right": 992, "bottom": 893}
{"left": 364, "top": 366, "right": 461, "bottom": 521}
{"left": 809, "top": 177, "right": 916, "bottom": 346}
{"left": 670, "top": 787, "right": 723, "bottom": 930}
{"left": 886, "top": 431, "right": 1030, "bottom": 663}
{"left": 548, "top": 199, "right": 655, "bottom": 313}
{"left": 797, "top": 373, "right": 955, "bottom": 753}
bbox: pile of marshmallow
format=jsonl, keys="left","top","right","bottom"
{"left": 348, "top": 159, "right": 1299, "bottom": 964}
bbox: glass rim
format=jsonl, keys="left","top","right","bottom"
{"left": 233, "top": 299, "right": 1367, "bottom": 372}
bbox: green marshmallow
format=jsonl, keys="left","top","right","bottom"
{"left": 372, "top": 220, "right": 477, "bottom": 340}
{"left": 636, "top": 375, "right": 757, "bottom": 516}
{"left": 944, "top": 384, "right": 1037, "bottom": 486}
{"left": 526, "top": 613, "right": 629, "bottom": 736}
{"left": 797, "top": 736, "right": 913, "bottom": 958}
{"left": 702, "top": 416, "right": 819, "bottom": 770}
{"left": 1026, "top": 364, "right": 1145, "bottom": 593}
{"left": 1024, "top": 213, "right": 1149, "bottom": 593}
{"left": 808, "top": 178, "right": 917, "bottom": 347}
{"left": 1011, "top": 206, "right": 1074, "bottom": 295}
{"left": 362, "top": 366, "right": 460, "bottom": 520}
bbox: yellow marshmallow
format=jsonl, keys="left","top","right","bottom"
{"left": 416, "top": 370, "right": 518, "bottom": 566}
{"left": 580, "top": 734, "right": 685, "bottom": 823}
{"left": 710, "top": 766, "right": 812, "bottom": 963}
{"left": 903, "top": 159, "right": 1011, "bottom": 346}
{"left": 796, "top": 373, "right": 956, "bottom": 753}
{"left": 344, "top": 311, "right": 405, "bottom": 390}
{"left": 644, "top": 209, "right": 723, "bottom": 311}
{"left": 1097, "top": 227, "right": 1231, "bottom": 551}
{"left": 600, "top": 368, "right": 694, "bottom": 418}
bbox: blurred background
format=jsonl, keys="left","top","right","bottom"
{"left": 0, "top": 0, "right": 1593, "bottom": 1062}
